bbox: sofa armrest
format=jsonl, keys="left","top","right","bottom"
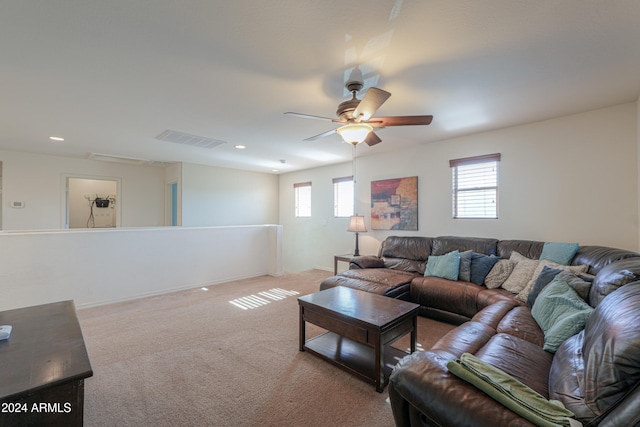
{"left": 389, "top": 350, "right": 537, "bottom": 427}
{"left": 349, "top": 255, "right": 384, "bottom": 269}
{"left": 598, "top": 382, "right": 640, "bottom": 427}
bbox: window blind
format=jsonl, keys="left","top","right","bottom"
{"left": 333, "top": 176, "right": 354, "bottom": 217}
{"left": 294, "top": 182, "right": 312, "bottom": 217}
{"left": 451, "top": 154, "right": 500, "bottom": 219}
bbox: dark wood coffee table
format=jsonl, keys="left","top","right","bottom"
{"left": 298, "top": 286, "right": 419, "bottom": 392}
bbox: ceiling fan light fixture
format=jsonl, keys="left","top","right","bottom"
{"left": 336, "top": 123, "right": 373, "bottom": 145}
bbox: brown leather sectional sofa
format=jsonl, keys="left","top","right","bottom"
{"left": 319, "top": 236, "right": 640, "bottom": 427}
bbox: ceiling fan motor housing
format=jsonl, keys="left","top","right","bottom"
{"left": 336, "top": 98, "right": 360, "bottom": 120}
{"left": 337, "top": 80, "right": 365, "bottom": 120}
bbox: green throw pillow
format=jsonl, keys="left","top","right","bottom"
{"left": 540, "top": 242, "right": 579, "bottom": 265}
{"left": 425, "top": 250, "right": 460, "bottom": 281}
{"left": 531, "top": 276, "right": 594, "bottom": 353}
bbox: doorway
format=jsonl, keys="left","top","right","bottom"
{"left": 66, "top": 177, "right": 119, "bottom": 228}
{"left": 167, "top": 181, "right": 178, "bottom": 226}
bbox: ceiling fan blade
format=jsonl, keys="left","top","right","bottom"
{"left": 284, "top": 112, "right": 336, "bottom": 122}
{"left": 353, "top": 88, "right": 391, "bottom": 121}
{"left": 304, "top": 128, "right": 337, "bottom": 141}
{"left": 367, "top": 115, "right": 433, "bottom": 127}
{"left": 364, "top": 131, "right": 382, "bottom": 147}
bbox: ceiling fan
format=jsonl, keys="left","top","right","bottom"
{"left": 285, "top": 80, "right": 433, "bottom": 146}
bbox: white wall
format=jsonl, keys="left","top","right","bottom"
{"left": 1, "top": 150, "right": 165, "bottom": 230}
{"left": 280, "top": 102, "right": 639, "bottom": 272}
{"left": 279, "top": 162, "right": 355, "bottom": 273}
{"left": 181, "top": 162, "right": 279, "bottom": 226}
{"left": 0, "top": 225, "right": 283, "bottom": 311}
{"left": 0, "top": 151, "right": 284, "bottom": 311}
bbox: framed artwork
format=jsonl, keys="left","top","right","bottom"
{"left": 370, "top": 176, "right": 418, "bottom": 230}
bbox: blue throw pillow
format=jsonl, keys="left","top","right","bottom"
{"left": 526, "top": 266, "right": 564, "bottom": 307}
{"left": 425, "top": 250, "right": 460, "bottom": 281}
{"left": 469, "top": 252, "right": 500, "bottom": 285}
{"left": 458, "top": 250, "right": 473, "bottom": 282}
{"left": 540, "top": 242, "right": 579, "bottom": 265}
{"left": 531, "top": 276, "right": 594, "bottom": 353}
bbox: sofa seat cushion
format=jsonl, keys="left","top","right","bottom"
{"left": 431, "top": 321, "right": 496, "bottom": 359}
{"left": 411, "top": 277, "right": 482, "bottom": 319}
{"left": 390, "top": 348, "right": 541, "bottom": 427}
{"left": 319, "top": 268, "right": 415, "bottom": 298}
{"left": 475, "top": 333, "right": 553, "bottom": 398}
{"left": 495, "top": 306, "right": 544, "bottom": 347}
{"left": 477, "top": 287, "right": 523, "bottom": 311}
{"left": 471, "top": 300, "right": 520, "bottom": 329}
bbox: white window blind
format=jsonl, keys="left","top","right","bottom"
{"left": 450, "top": 153, "right": 500, "bottom": 219}
{"left": 294, "top": 181, "right": 312, "bottom": 217}
{"left": 333, "top": 176, "right": 354, "bottom": 217}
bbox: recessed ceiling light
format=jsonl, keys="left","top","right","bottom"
{"left": 49, "top": 136, "right": 65, "bottom": 141}
{"left": 235, "top": 145, "right": 246, "bottom": 149}
{"left": 272, "top": 169, "right": 279, "bottom": 172}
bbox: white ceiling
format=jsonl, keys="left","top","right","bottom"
{"left": 2, "top": 1, "right": 640, "bottom": 173}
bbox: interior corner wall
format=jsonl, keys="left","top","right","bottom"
{"left": 0, "top": 150, "right": 165, "bottom": 230}
{"left": 279, "top": 162, "right": 355, "bottom": 273}
{"left": 279, "top": 102, "right": 639, "bottom": 273}
{"left": 180, "top": 162, "right": 279, "bottom": 227}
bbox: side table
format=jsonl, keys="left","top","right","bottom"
{"left": 334, "top": 254, "right": 353, "bottom": 274}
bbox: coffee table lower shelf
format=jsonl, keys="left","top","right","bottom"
{"left": 303, "top": 331, "right": 409, "bottom": 390}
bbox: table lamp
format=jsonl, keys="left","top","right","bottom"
{"left": 347, "top": 215, "right": 367, "bottom": 256}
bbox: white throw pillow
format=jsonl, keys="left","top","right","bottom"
{"left": 484, "top": 259, "right": 516, "bottom": 289}
{"left": 500, "top": 252, "right": 539, "bottom": 294}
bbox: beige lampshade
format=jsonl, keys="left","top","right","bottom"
{"left": 336, "top": 123, "right": 373, "bottom": 145}
{"left": 347, "top": 215, "right": 367, "bottom": 233}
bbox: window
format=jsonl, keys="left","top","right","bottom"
{"left": 333, "top": 176, "right": 354, "bottom": 217}
{"left": 294, "top": 181, "right": 312, "bottom": 217}
{"left": 450, "top": 153, "right": 500, "bottom": 219}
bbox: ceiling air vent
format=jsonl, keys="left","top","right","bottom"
{"left": 156, "top": 130, "right": 227, "bottom": 149}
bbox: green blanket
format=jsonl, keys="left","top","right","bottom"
{"left": 446, "top": 353, "right": 582, "bottom": 427}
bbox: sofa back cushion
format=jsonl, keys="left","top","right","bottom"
{"left": 379, "top": 236, "right": 433, "bottom": 274}
{"left": 549, "top": 282, "right": 640, "bottom": 423}
{"left": 589, "top": 258, "right": 640, "bottom": 307}
{"left": 431, "top": 236, "right": 498, "bottom": 257}
{"left": 571, "top": 245, "right": 640, "bottom": 275}
{"left": 497, "top": 240, "right": 544, "bottom": 260}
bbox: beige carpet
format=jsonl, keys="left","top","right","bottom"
{"left": 78, "top": 270, "right": 455, "bottom": 427}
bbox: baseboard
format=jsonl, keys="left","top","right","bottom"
{"left": 76, "top": 272, "right": 271, "bottom": 309}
